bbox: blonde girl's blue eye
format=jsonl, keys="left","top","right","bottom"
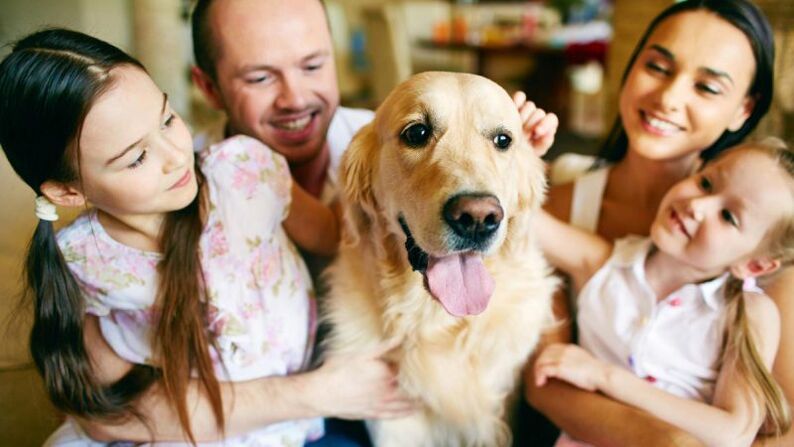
{"left": 128, "top": 150, "right": 147, "bottom": 169}
{"left": 699, "top": 176, "right": 713, "bottom": 191}
{"left": 721, "top": 209, "right": 739, "bottom": 227}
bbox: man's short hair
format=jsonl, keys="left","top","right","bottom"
{"left": 191, "top": 0, "right": 219, "bottom": 81}
{"left": 190, "top": 0, "right": 328, "bottom": 83}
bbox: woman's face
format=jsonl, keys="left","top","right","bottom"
{"left": 619, "top": 10, "right": 757, "bottom": 164}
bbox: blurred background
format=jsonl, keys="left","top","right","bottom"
{"left": 0, "top": 0, "right": 792, "bottom": 445}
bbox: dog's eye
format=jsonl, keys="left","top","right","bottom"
{"left": 400, "top": 123, "right": 431, "bottom": 148}
{"left": 493, "top": 133, "right": 512, "bottom": 150}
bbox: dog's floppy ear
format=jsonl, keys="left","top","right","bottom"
{"left": 340, "top": 122, "right": 379, "bottom": 244}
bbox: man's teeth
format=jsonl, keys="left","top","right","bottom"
{"left": 645, "top": 114, "right": 680, "bottom": 132}
{"left": 276, "top": 115, "right": 311, "bottom": 131}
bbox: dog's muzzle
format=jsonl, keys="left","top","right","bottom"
{"left": 443, "top": 193, "right": 503, "bottom": 251}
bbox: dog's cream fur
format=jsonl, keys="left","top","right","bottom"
{"left": 323, "top": 72, "right": 556, "bottom": 447}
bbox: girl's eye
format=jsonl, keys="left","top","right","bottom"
{"left": 699, "top": 176, "right": 712, "bottom": 192}
{"left": 128, "top": 150, "right": 147, "bottom": 169}
{"left": 162, "top": 113, "right": 176, "bottom": 129}
{"left": 721, "top": 209, "right": 739, "bottom": 227}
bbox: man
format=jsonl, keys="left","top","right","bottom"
{"left": 191, "top": 0, "right": 372, "bottom": 205}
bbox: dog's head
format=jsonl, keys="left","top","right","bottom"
{"left": 341, "top": 72, "right": 546, "bottom": 317}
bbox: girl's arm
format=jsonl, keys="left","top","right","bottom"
{"left": 79, "top": 315, "right": 413, "bottom": 442}
{"left": 283, "top": 181, "right": 340, "bottom": 257}
{"left": 533, "top": 209, "right": 612, "bottom": 290}
{"left": 535, "top": 292, "right": 781, "bottom": 447}
{"left": 753, "top": 266, "right": 794, "bottom": 446}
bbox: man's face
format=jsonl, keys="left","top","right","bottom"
{"left": 209, "top": 0, "right": 340, "bottom": 165}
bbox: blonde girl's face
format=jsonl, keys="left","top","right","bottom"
{"left": 619, "top": 10, "right": 757, "bottom": 164}
{"left": 651, "top": 148, "right": 793, "bottom": 274}
{"left": 76, "top": 65, "right": 197, "bottom": 219}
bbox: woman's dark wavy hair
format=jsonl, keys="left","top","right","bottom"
{"left": 0, "top": 28, "right": 222, "bottom": 443}
{"left": 598, "top": 0, "right": 775, "bottom": 164}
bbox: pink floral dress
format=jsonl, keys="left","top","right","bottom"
{"left": 51, "top": 135, "right": 322, "bottom": 446}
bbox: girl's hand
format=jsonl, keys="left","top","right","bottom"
{"left": 314, "top": 340, "right": 418, "bottom": 420}
{"left": 513, "top": 91, "right": 559, "bottom": 158}
{"left": 534, "top": 343, "right": 608, "bottom": 392}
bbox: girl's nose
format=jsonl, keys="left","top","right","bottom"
{"left": 159, "top": 138, "right": 188, "bottom": 173}
{"left": 686, "top": 195, "right": 716, "bottom": 222}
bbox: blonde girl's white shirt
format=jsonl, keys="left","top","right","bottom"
{"left": 52, "top": 135, "right": 322, "bottom": 446}
{"left": 577, "top": 236, "right": 730, "bottom": 402}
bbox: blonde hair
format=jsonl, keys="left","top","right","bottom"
{"left": 721, "top": 137, "right": 794, "bottom": 437}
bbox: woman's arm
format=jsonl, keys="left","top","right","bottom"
{"left": 533, "top": 209, "right": 612, "bottom": 290}
{"left": 283, "top": 182, "right": 340, "bottom": 257}
{"left": 79, "top": 316, "right": 413, "bottom": 442}
{"left": 753, "top": 267, "right": 794, "bottom": 446}
{"left": 534, "top": 293, "right": 781, "bottom": 447}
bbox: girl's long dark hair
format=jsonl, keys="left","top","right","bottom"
{"left": 598, "top": 0, "right": 775, "bottom": 164}
{"left": 0, "top": 28, "right": 222, "bottom": 443}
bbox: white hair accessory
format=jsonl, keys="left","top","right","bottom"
{"left": 35, "top": 196, "right": 59, "bottom": 222}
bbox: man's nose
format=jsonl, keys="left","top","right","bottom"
{"left": 275, "top": 73, "right": 308, "bottom": 110}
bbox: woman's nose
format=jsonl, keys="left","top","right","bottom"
{"left": 655, "top": 76, "right": 689, "bottom": 113}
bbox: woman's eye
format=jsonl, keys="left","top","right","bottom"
{"left": 699, "top": 176, "right": 712, "bottom": 192}
{"left": 696, "top": 83, "right": 721, "bottom": 95}
{"left": 645, "top": 61, "right": 669, "bottom": 75}
{"left": 400, "top": 123, "right": 431, "bottom": 148}
{"left": 493, "top": 133, "right": 512, "bottom": 150}
{"left": 128, "top": 150, "right": 147, "bottom": 169}
{"left": 721, "top": 209, "right": 739, "bottom": 227}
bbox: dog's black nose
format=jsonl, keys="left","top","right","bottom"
{"left": 443, "top": 193, "right": 503, "bottom": 244}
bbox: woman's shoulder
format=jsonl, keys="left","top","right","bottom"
{"left": 545, "top": 182, "right": 573, "bottom": 222}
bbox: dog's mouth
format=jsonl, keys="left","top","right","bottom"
{"left": 399, "top": 216, "right": 495, "bottom": 317}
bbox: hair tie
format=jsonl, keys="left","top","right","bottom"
{"left": 742, "top": 277, "right": 762, "bottom": 294}
{"left": 35, "top": 196, "right": 59, "bottom": 222}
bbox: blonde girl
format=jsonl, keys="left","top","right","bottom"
{"left": 533, "top": 139, "right": 794, "bottom": 447}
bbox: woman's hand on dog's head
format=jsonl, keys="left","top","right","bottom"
{"left": 513, "top": 91, "right": 559, "bottom": 158}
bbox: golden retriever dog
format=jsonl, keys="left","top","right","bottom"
{"left": 323, "top": 72, "right": 556, "bottom": 447}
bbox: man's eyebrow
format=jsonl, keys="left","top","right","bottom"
{"left": 237, "top": 50, "right": 331, "bottom": 74}
{"left": 106, "top": 93, "right": 168, "bottom": 166}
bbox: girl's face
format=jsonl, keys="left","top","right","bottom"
{"left": 619, "top": 10, "right": 756, "bottom": 164}
{"left": 76, "top": 66, "right": 197, "bottom": 220}
{"left": 651, "top": 148, "right": 792, "bottom": 274}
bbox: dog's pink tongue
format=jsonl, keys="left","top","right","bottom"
{"left": 426, "top": 253, "right": 494, "bottom": 316}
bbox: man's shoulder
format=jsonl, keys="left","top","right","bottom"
{"left": 333, "top": 106, "right": 375, "bottom": 129}
{"left": 327, "top": 106, "right": 374, "bottom": 161}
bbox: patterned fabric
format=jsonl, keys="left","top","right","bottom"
{"left": 577, "top": 236, "right": 730, "bottom": 402}
{"left": 51, "top": 135, "right": 322, "bottom": 446}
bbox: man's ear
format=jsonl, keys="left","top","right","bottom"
{"left": 728, "top": 94, "right": 756, "bottom": 132}
{"left": 40, "top": 180, "right": 86, "bottom": 208}
{"left": 730, "top": 256, "right": 781, "bottom": 280}
{"left": 191, "top": 65, "right": 224, "bottom": 110}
